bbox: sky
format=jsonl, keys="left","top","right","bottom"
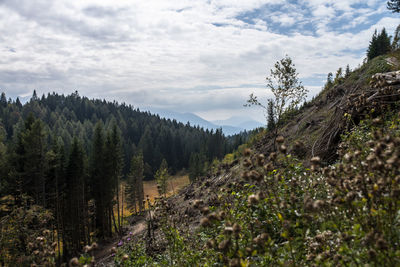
{"left": 0, "top": 0, "right": 398, "bottom": 123}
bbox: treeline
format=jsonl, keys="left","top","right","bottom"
{"left": 0, "top": 91, "right": 245, "bottom": 179}
{"left": 0, "top": 91, "right": 246, "bottom": 263}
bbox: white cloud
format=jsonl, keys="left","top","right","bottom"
{"left": 0, "top": 0, "right": 398, "bottom": 121}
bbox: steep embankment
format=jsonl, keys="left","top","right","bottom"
{"left": 254, "top": 53, "right": 400, "bottom": 163}
{"left": 112, "top": 52, "right": 400, "bottom": 266}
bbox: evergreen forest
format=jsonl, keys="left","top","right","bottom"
{"left": 0, "top": 92, "right": 246, "bottom": 264}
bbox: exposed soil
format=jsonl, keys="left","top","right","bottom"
{"left": 93, "top": 216, "right": 146, "bottom": 266}
{"left": 142, "top": 67, "right": 400, "bottom": 256}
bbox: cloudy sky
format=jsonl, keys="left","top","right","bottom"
{"left": 0, "top": 0, "right": 398, "bottom": 122}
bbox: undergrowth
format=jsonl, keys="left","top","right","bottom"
{"left": 115, "top": 111, "right": 400, "bottom": 266}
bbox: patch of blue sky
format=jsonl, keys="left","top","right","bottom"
{"left": 301, "top": 75, "right": 327, "bottom": 86}
{"left": 211, "top": 23, "right": 228, "bottom": 27}
{"left": 235, "top": 3, "right": 318, "bottom": 36}
{"left": 326, "top": 11, "right": 384, "bottom": 34}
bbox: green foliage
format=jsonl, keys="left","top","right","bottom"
{"left": 347, "top": 55, "right": 392, "bottom": 85}
{"left": 188, "top": 152, "right": 207, "bottom": 181}
{"left": 0, "top": 92, "right": 244, "bottom": 179}
{"left": 118, "top": 112, "right": 400, "bottom": 266}
{"left": 324, "top": 72, "right": 333, "bottom": 89}
{"left": 0, "top": 201, "right": 55, "bottom": 266}
{"left": 126, "top": 152, "right": 145, "bottom": 213}
{"left": 387, "top": 0, "right": 400, "bottom": 12}
{"left": 155, "top": 159, "right": 169, "bottom": 196}
{"left": 115, "top": 241, "right": 155, "bottom": 266}
{"left": 367, "top": 28, "right": 392, "bottom": 60}
{"left": 267, "top": 99, "right": 275, "bottom": 131}
{"left": 246, "top": 56, "right": 307, "bottom": 130}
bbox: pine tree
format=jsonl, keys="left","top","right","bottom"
{"left": 0, "top": 92, "right": 7, "bottom": 108}
{"left": 126, "top": 152, "right": 144, "bottom": 213}
{"left": 0, "top": 125, "right": 7, "bottom": 195}
{"left": 345, "top": 65, "right": 351, "bottom": 78}
{"left": 377, "top": 28, "right": 391, "bottom": 55}
{"left": 90, "top": 122, "right": 109, "bottom": 238}
{"left": 155, "top": 159, "right": 169, "bottom": 196}
{"left": 387, "top": 0, "right": 400, "bottom": 12}
{"left": 15, "top": 97, "right": 22, "bottom": 109}
{"left": 335, "top": 67, "right": 343, "bottom": 83}
{"left": 9, "top": 114, "right": 47, "bottom": 206}
{"left": 367, "top": 28, "right": 392, "bottom": 60}
{"left": 326, "top": 72, "right": 333, "bottom": 88}
{"left": 64, "top": 138, "right": 86, "bottom": 259}
{"left": 367, "top": 30, "right": 379, "bottom": 60}
{"left": 267, "top": 99, "right": 275, "bottom": 131}
{"left": 104, "top": 124, "right": 124, "bottom": 233}
{"left": 31, "top": 90, "right": 38, "bottom": 101}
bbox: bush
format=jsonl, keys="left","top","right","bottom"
{"left": 115, "top": 112, "right": 400, "bottom": 266}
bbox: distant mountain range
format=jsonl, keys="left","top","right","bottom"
{"left": 147, "top": 108, "right": 264, "bottom": 136}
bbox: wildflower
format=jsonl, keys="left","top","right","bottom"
{"left": 313, "top": 200, "right": 325, "bottom": 211}
{"left": 311, "top": 156, "right": 321, "bottom": 165}
{"left": 229, "top": 258, "right": 240, "bottom": 267}
{"left": 207, "top": 212, "right": 219, "bottom": 221}
{"left": 372, "top": 118, "right": 381, "bottom": 125}
{"left": 376, "top": 238, "right": 388, "bottom": 250}
{"left": 345, "top": 191, "right": 357, "bottom": 203}
{"left": 269, "top": 152, "right": 277, "bottom": 161}
{"left": 193, "top": 199, "right": 203, "bottom": 209}
{"left": 201, "top": 207, "right": 210, "bottom": 215}
{"left": 218, "top": 211, "right": 226, "bottom": 219}
{"left": 241, "top": 171, "right": 250, "bottom": 181}
{"left": 122, "top": 254, "right": 129, "bottom": 261}
{"left": 276, "top": 136, "right": 285, "bottom": 143}
{"left": 257, "top": 191, "right": 265, "bottom": 200}
{"left": 233, "top": 223, "right": 241, "bottom": 235}
{"left": 69, "top": 258, "right": 79, "bottom": 267}
{"left": 264, "top": 162, "right": 274, "bottom": 172}
{"left": 243, "top": 158, "right": 252, "bottom": 168}
{"left": 368, "top": 249, "right": 377, "bottom": 259}
{"left": 333, "top": 254, "right": 342, "bottom": 262}
{"left": 200, "top": 217, "right": 210, "bottom": 227}
{"left": 83, "top": 245, "right": 91, "bottom": 253}
{"left": 206, "top": 239, "right": 216, "bottom": 249}
{"left": 315, "top": 234, "right": 324, "bottom": 243}
{"left": 117, "top": 240, "right": 123, "bottom": 247}
{"left": 127, "top": 237, "right": 131, "bottom": 241}
{"left": 249, "top": 170, "right": 262, "bottom": 182}
{"left": 248, "top": 194, "right": 259, "bottom": 205}
{"left": 224, "top": 227, "right": 234, "bottom": 235}
{"left": 218, "top": 239, "right": 231, "bottom": 252}
{"left": 256, "top": 154, "right": 265, "bottom": 166}
{"left": 243, "top": 148, "right": 252, "bottom": 156}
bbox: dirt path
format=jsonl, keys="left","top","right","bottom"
{"left": 93, "top": 219, "right": 147, "bottom": 266}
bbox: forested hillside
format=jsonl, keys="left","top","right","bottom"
{"left": 0, "top": 2, "right": 399, "bottom": 266}
{"left": 0, "top": 91, "right": 245, "bottom": 178}
{"left": 0, "top": 92, "right": 246, "bottom": 265}
{"left": 107, "top": 29, "right": 400, "bottom": 266}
